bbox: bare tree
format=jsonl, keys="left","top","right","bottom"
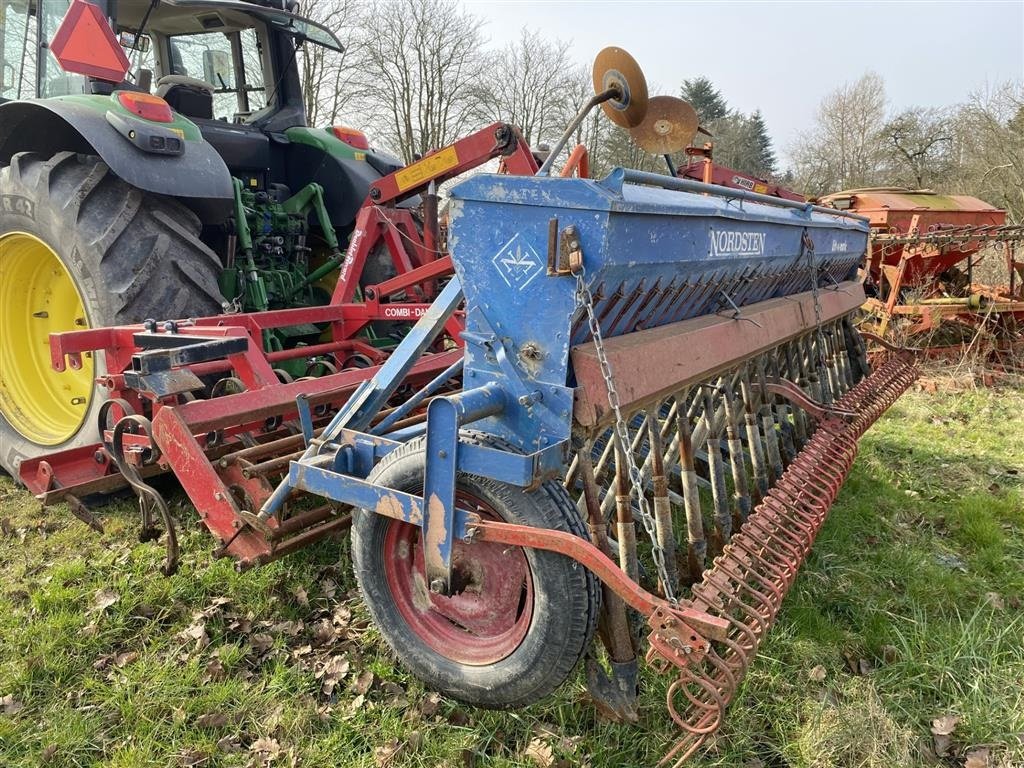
{"left": 472, "top": 29, "right": 580, "bottom": 149}
{"left": 949, "top": 82, "right": 1024, "bottom": 222}
{"left": 297, "top": 0, "right": 366, "bottom": 126}
{"left": 790, "top": 72, "right": 888, "bottom": 196}
{"left": 351, "top": 0, "right": 486, "bottom": 162}
{"left": 882, "top": 107, "right": 954, "bottom": 188}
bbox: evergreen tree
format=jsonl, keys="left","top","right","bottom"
{"left": 680, "top": 76, "right": 729, "bottom": 124}
{"left": 747, "top": 110, "right": 777, "bottom": 178}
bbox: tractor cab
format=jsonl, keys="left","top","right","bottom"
{"left": 0, "top": 0, "right": 398, "bottom": 475}
{"left": 1, "top": 0, "right": 339, "bottom": 124}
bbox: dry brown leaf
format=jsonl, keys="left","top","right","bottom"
{"left": 216, "top": 735, "right": 241, "bottom": 754}
{"left": 419, "top": 691, "right": 442, "bottom": 718}
{"left": 250, "top": 633, "right": 274, "bottom": 653}
{"left": 114, "top": 651, "right": 139, "bottom": 668}
{"left": 311, "top": 619, "right": 336, "bottom": 647}
{"left": 271, "top": 620, "right": 304, "bottom": 637}
{"left": 448, "top": 708, "right": 471, "bottom": 727}
{"left": 374, "top": 739, "right": 403, "bottom": 767}
{"left": 90, "top": 588, "right": 119, "bottom": 613}
{"left": 525, "top": 737, "right": 555, "bottom": 767}
{"left": 318, "top": 656, "right": 350, "bottom": 696}
{"left": 931, "top": 714, "right": 961, "bottom": 757}
{"left": 195, "top": 712, "right": 229, "bottom": 728}
{"left": 250, "top": 737, "right": 281, "bottom": 755}
{"left": 177, "top": 750, "right": 207, "bottom": 766}
{"left": 931, "top": 714, "right": 961, "bottom": 736}
{"left": 808, "top": 665, "right": 827, "bottom": 682}
{"left": 345, "top": 693, "right": 365, "bottom": 717}
{"left": 203, "top": 657, "right": 225, "bottom": 683}
{"left": 333, "top": 604, "right": 352, "bottom": 626}
{"left": 379, "top": 680, "right": 408, "bottom": 709}
{"left": 353, "top": 670, "right": 375, "bottom": 695}
{"left": 0, "top": 694, "right": 24, "bottom": 715}
{"left": 984, "top": 592, "right": 1005, "bottom": 610}
{"left": 964, "top": 747, "right": 991, "bottom": 768}
{"left": 320, "top": 578, "right": 338, "bottom": 599}
{"left": 177, "top": 621, "right": 210, "bottom": 651}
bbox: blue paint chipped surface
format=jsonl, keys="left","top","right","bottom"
{"left": 447, "top": 169, "right": 868, "bottom": 452}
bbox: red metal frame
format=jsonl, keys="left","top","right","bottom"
{"left": 678, "top": 144, "right": 804, "bottom": 202}
{"left": 24, "top": 122, "right": 545, "bottom": 565}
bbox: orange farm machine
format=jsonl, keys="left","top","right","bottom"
{"left": 820, "top": 188, "right": 1024, "bottom": 359}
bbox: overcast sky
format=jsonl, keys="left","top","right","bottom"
{"left": 461, "top": 0, "right": 1024, "bottom": 167}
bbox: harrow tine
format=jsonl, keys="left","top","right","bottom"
{"left": 675, "top": 391, "right": 707, "bottom": 583}
{"left": 653, "top": 357, "right": 918, "bottom": 765}
{"left": 722, "top": 387, "right": 751, "bottom": 528}
{"left": 739, "top": 371, "right": 769, "bottom": 498}
{"left": 648, "top": 416, "right": 679, "bottom": 595}
{"left": 614, "top": 441, "right": 640, "bottom": 583}
{"left": 757, "top": 358, "right": 787, "bottom": 478}
{"left": 702, "top": 388, "right": 731, "bottom": 549}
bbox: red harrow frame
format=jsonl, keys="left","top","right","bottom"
{"left": 22, "top": 122, "right": 539, "bottom": 572}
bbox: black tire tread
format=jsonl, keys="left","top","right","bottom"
{"left": 351, "top": 430, "right": 599, "bottom": 709}
{"left": 0, "top": 151, "right": 226, "bottom": 477}
{"left": 16, "top": 151, "right": 224, "bottom": 322}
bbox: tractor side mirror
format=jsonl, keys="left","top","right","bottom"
{"left": 118, "top": 30, "right": 151, "bottom": 54}
{"left": 1, "top": 62, "right": 15, "bottom": 95}
{"left": 203, "top": 49, "right": 232, "bottom": 90}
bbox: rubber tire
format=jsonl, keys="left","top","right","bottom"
{"left": 0, "top": 151, "right": 225, "bottom": 478}
{"left": 351, "top": 431, "right": 599, "bottom": 709}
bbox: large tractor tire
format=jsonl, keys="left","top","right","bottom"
{"left": 0, "top": 151, "right": 225, "bottom": 479}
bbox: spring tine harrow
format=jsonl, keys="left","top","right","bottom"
{"left": 653, "top": 356, "right": 917, "bottom": 767}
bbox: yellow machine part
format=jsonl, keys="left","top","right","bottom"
{"left": 0, "top": 231, "right": 93, "bottom": 445}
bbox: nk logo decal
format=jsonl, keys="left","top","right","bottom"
{"left": 492, "top": 233, "right": 543, "bottom": 290}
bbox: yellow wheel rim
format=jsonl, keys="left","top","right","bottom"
{"left": 0, "top": 232, "right": 94, "bottom": 445}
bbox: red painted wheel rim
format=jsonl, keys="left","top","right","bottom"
{"left": 381, "top": 492, "right": 534, "bottom": 665}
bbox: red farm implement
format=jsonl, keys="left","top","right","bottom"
{"left": 819, "top": 188, "right": 1024, "bottom": 359}
{"left": 20, "top": 120, "right": 539, "bottom": 572}
{"left": 15, "top": 46, "right": 919, "bottom": 766}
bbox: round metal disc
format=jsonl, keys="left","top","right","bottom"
{"left": 629, "top": 96, "right": 700, "bottom": 154}
{"left": 592, "top": 47, "right": 649, "bottom": 128}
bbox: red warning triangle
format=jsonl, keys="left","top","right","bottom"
{"left": 50, "top": 0, "right": 130, "bottom": 84}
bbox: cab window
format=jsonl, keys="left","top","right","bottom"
{"left": 0, "top": 0, "right": 36, "bottom": 100}
{"left": 37, "top": 0, "right": 85, "bottom": 97}
{"left": 166, "top": 27, "right": 266, "bottom": 121}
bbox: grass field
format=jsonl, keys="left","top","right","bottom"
{"left": 1, "top": 384, "right": 1022, "bottom": 768}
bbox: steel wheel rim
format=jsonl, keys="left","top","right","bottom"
{"left": 0, "top": 231, "right": 93, "bottom": 444}
{"left": 381, "top": 492, "right": 534, "bottom": 665}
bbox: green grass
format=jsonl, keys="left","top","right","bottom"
{"left": 1, "top": 387, "right": 1022, "bottom": 767}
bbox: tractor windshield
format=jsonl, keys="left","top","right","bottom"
{"left": 162, "top": 0, "right": 343, "bottom": 53}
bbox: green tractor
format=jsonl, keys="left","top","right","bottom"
{"left": 0, "top": 0, "right": 402, "bottom": 477}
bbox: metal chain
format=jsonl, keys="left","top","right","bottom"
{"left": 802, "top": 231, "right": 828, "bottom": 369}
{"left": 574, "top": 266, "right": 676, "bottom": 602}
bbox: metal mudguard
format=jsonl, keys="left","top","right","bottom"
{"left": 0, "top": 100, "right": 233, "bottom": 217}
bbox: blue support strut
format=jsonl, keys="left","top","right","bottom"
{"left": 256, "top": 277, "right": 464, "bottom": 522}
{"left": 421, "top": 383, "right": 506, "bottom": 594}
